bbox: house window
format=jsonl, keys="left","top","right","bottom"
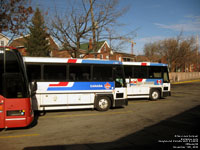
{"left": 1, "top": 41, "right": 4, "bottom": 46}
{"left": 45, "top": 38, "right": 50, "bottom": 45}
{"left": 106, "top": 55, "right": 109, "bottom": 60}
{"left": 104, "top": 45, "right": 106, "bottom": 51}
{"left": 100, "top": 54, "right": 103, "bottom": 59}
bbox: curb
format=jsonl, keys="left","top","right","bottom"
{"left": 171, "top": 79, "right": 200, "bottom": 84}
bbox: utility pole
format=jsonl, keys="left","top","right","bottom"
{"left": 89, "top": 0, "right": 96, "bottom": 51}
{"left": 196, "top": 35, "right": 199, "bottom": 71}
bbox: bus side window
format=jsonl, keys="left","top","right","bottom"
{"left": 44, "top": 65, "right": 66, "bottom": 81}
{"left": 148, "top": 67, "right": 162, "bottom": 79}
{"left": 93, "top": 65, "right": 112, "bottom": 81}
{"left": 69, "top": 65, "right": 90, "bottom": 81}
{"left": 124, "top": 66, "right": 132, "bottom": 78}
{"left": 133, "top": 66, "right": 140, "bottom": 78}
{"left": 27, "top": 65, "right": 41, "bottom": 81}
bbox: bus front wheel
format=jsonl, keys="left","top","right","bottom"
{"left": 150, "top": 89, "right": 160, "bottom": 100}
{"left": 96, "top": 97, "right": 111, "bottom": 111}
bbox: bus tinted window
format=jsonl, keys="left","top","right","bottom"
{"left": 124, "top": 66, "right": 132, "bottom": 78}
{"left": 163, "top": 67, "right": 169, "bottom": 82}
{"left": 27, "top": 65, "right": 41, "bottom": 81}
{"left": 2, "top": 73, "right": 27, "bottom": 98}
{"left": 0, "top": 53, "right": 3, "bottom": 95}
{"left": 133, "top": 66, "right": 147, "bottom": 78}
{"left": 93, "top": 65, "right": 112, "bottom": 81}
{"left": 44, "top": 65, "right": 66, "bottom": 81}
{"left": 69, "top": 65, "right": 90, "bottom": 81}
{"left": 148, "top": 66, "right": 162, "bottom": 79}
{"left": 113, "top": 65, "right": 125, "bottom": 87}
{"left": 4, "top": 51, "right": 20, "bottom": 73}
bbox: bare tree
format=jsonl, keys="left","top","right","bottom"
{"left": 144, "top": 42, "right": 161, "bottom": 62}
{"left": 144, "top": 34, "right": 197, "bottom": 72}
{"left": 49, "top": 0, "right": 94, "bottom": 58}
{"left": 0, "top": 0, "right": 33, "bottom": 38}
{"left": 177, "top": 37, "right": 197, "bottom": 71}
{"left": 49, "top": 0, "right": 131, "bottom": 58}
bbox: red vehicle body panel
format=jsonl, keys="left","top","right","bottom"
{"left": 0, "top": 94, "right": 33, "bottom": 128}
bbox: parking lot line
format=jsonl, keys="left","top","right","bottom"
{"left": 0, "top": 134, "right": 40, "bottom": 139}
{"left": 41, "top": 110, "right": 133, "bottom": 119}
{"left": 129, "top": 101, "right": 149, "bottom": 104}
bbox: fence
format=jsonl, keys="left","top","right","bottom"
{"left": 169, "top": 72, "right": 200, "bottom": 82}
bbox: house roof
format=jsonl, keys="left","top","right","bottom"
{"left": 80, "top": 41, "right": 106, "bottom": 52}
{"left": 9, "top": 35, "right": 59, "bottom": 50}
{"left": 114, "top": 51, "right": 136, "bottom": 57}
{"left": 0, "top": 33, "right": 10, "bottom": 40}
{"left": 9, "top": 36, "right": 26, "bottom": 47}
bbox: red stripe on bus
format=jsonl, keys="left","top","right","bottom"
{"left": 49, "top": 82, "right": 69, "bottom": 87}
{"left": 141, "top": 63, "right": 147, "bottom": 66}
{"left": 137, "top": 79, "right": 143, "bottom": 82}
{"left": 67, "top": 59, "right": 77, "bottom": 63}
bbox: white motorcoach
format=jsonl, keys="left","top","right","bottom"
{"left": 24, "top": 57, "right": 128, "bottom": 111}
{"left": 123, "top": 62, "right": 171, "bottom": 100}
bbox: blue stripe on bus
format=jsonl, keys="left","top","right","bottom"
{"left": 82, "top": 60, "right": 122, "bottom": 65}
{"left": 146, "top": 79, "right": 163, "bottom": 85}
{"left": 47, "top": 82, "right": 115, "bottom": 91}
{"left": 150, "top": 63, "right": 168, "bottom": 66}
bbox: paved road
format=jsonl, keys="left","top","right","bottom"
{"left": 1, "top": 81, "right": 200, "bottom": 150}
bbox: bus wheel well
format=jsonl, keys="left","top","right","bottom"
{"left": 150, "top": 88, "right": 161, "bottom": 100}
{"left": 94, "top": 95, "right": 113, "bottom": 111}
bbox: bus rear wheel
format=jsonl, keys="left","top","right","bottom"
{"left": 150, "top": 89, "right": 160, "bottom": 100}
{"left": 96, "top": 97, "right": 111, "bottom": 111}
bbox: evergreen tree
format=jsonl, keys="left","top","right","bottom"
{"left": 25, "top": 8, "right": 50, "bottom": 56}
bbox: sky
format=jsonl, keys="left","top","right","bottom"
{"left": 31, "top": 0, "right": 200, "bottom": 55}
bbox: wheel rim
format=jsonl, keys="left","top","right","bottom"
{"left": 99, "top": 99, "right": 108, "bottom": 109}
{"left": 152, "top": 91, "right": 159, "bottom": 99}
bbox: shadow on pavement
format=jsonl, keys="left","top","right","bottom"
{"left": 24, "top": 105, "right": 200, "bottom": 150}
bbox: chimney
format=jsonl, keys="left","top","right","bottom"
{"left": 89, "top": 38, "right": 93, "bottom": 50}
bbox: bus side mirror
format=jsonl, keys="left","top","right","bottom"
{"left": 31, "top": 81, "right": 37, "bottom": 93}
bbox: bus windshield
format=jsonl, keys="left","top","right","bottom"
{"left": 0, "top": 50, "right": 28, "bottom": 98}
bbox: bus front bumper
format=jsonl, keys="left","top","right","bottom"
{"left": 163, "top": 91, "right": 171, "bottom": 97}
{"left": 115, "top": 99, "right": 128, "bottom": 107}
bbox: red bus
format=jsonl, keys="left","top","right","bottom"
{"left": 0, "top": 47, "right": 34, "bottom": 128}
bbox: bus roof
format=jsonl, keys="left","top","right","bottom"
{"left": 24, "top": 57, "right": 122, "bottom": 65}
{"left": 0, "top": 46, "right": 17, "bottom": 50}
{"left": 122, "top": 62, "right": 168, "bottom": 67}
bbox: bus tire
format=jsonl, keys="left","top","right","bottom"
{"left": 95, "top": 96, "right": 111, "bottom": 111}
{"left": 150, "top": 89, "right": 160, "bottom": 100}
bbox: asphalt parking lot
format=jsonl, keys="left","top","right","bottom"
{"left": 1, "top": 81, "right": 200, "bottom": 150}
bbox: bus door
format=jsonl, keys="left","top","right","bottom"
{"left": 1, "top": 73, "right": 29, "bottom": 128}
{"left": 0, "top": 95, "right": 5, "bottom": 128}
{"left": 113, "top": 66, "right": 127, "bottom": 106}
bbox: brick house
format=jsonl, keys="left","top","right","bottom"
{"left": 9, "top": 35, "right": 59, "bottom": 56}
{"left": 0, "top": 33, "right": 10, "bottom": 46}
{"left": 9, "top": 35, "right": 135, "bottom": 62}
{"left": 81, "top": 39, "right": 113, "bottom": 60}
{"left": 79, "top": 39, "right": 136, "bottom": 61}
{"left": 51, "top": 39, "right": 135, "bottom": 61}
